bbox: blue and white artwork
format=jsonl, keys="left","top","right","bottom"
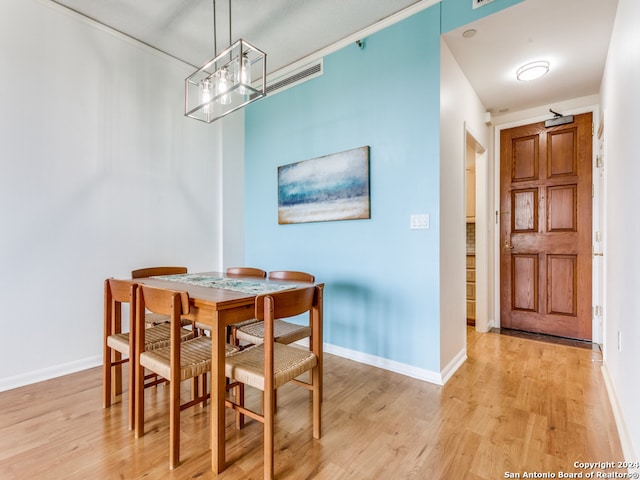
{"left": 278, "top": 146, "right": 370, "bottom": 224}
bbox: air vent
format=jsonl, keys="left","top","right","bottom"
{"left": 472, "top": 0, "right": 495, "bottom": 9}
{"left": 266, "top": 60, "right": 323, "bottom": 95}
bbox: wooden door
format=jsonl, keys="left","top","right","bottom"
{"left": 500, "top": 112, "right": 592, "bottom": 340}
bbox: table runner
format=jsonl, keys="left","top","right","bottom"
{"left": 151, "top": 274, "right": 296, "bottom": 294}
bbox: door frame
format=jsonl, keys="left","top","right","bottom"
{"left": 464, "top": 124, "right": 490, "bottom": 333}
{"left": 491, "top": 103, "right": 603, "bottom": 344}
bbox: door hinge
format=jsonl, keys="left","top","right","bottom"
{"left": 592, "top": 184, "right": 595, "bottom": 197}
{"left": 593, "top": 305, "right": 603, "bottom": 317}
{"left": 596, "top": 155, "right": 603, "bottom": 168}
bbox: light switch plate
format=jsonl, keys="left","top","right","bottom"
{"left": 410, "top": 214, "right": 429, "bottom": 229}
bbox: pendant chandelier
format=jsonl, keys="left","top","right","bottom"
{"left": 185, "top": 0, "right": 266, "bottom": 123}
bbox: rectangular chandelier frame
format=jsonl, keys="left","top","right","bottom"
{"left": 185, "top": 38, "right": 267, "bottom": 123}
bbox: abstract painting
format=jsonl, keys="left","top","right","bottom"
{"left": 278, "top": 146, "right": 370, "bottom": 224}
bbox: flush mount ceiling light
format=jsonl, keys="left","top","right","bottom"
{"left": 516, "top": 60, "right": 550, "bottom": 82}
{"left": 462, "top": 29, "right": 477, "bottom": 39}
{"left": 185, "top": 0, "right": 266, "bottom": 124}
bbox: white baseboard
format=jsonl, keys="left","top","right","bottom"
{"left": 322, "top": 342, "right": 466, "bottom": 386}
{"left": 0, "top": 355, "right": 102, "bottom": 392}
{"left": 1, "top": 342, "right": 469, "bottom": 392}
{"left": 440, "top": 348, "right": 468, "bottom": 384}
{"left": 601, "top": 363, "right": 639, "bottom": 466}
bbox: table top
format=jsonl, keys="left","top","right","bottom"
{"left": 136, "top": 271, "right": 316, "bottom": 312}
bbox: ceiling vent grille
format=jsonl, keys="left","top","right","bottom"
{"left": 266, "top": 60, "right": 323, "bottom": 96}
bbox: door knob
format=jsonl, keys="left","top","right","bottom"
{"left": 504, "top": 241, "right": 514, "bottom": 250}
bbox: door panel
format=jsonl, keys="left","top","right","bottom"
{"left": 547, "top": 185, "right": 576, "bottom": 231}
{"left": 500, "top": 112, "right": 592, "bottom": 340}
{"left": 512, "top": 254, "right": 538, "bottom": 311}
{"left": 513, "top": 189, "right": 537, "bottom": 231}
{"left": 547, "top": 255, "right": 576, "bottom": 315}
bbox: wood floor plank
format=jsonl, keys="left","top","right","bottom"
{"left": 0, "top": 328, "right": 626, "bottom": 479}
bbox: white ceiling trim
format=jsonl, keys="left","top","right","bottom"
{"left": 45, "top": 0, "right": 201, "bottom": 68}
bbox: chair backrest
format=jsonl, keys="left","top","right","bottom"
{"left": 226, "top": 267, "right": 267, "bottom": 278}
{"left": 254, "top": 286, "right": 316, "bottom": 321}
{"left": 268, "top": 270, "right": 315, "bottom": 283}
{"left": 131, "top": 266, "right": 188, "bottom": 279}
{"left": 136, "top": 284, "right": 190, "bottom": 317}
{"left": 104, "top": 278, "right": 137, "bottom": 335}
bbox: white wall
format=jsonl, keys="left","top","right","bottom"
{"left": 0, "top": 0, "right": 242, "bottom": 390}
{"left": 220, "top": 110, "right": 246, "bottom": 268}
{"left": 440, "top": 41, "right": 489, "bottom": 374}
{"left": 599, "top": 0, "right": 640, "bottom": 461}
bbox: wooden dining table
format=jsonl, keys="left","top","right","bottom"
{"left": 136, "top": 272, "right": 323, "bottom": 473}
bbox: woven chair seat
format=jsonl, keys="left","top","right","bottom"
{"left": 107, "top": 323, "right": 194, "bottom": 356}
{"left": 225, "top": 342, "right": 317, "bottom": 391}
{"left": 236, "top": 319, "right": 311, "bottom": 345}
{"left": 145, "top": 312, "right": 194, "bottom": 328}
{"left": 140, "top": 336, "right": 238, "bottom": 382}
{"left": 144, "top": 312, "right": 170, "bottom": 325}
{"left": 230, "top": 318, "right": 261, "bottom": 330}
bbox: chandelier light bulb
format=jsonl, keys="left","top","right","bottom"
{"left": 200, "top": 78, "right": 213, "bottom": 113}
{"left": 235, "top": 53, "right": 251, "bottom": 95}
{"left": 215, "top": 68, "right": 231, "bottom": 105}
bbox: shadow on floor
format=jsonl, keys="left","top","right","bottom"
{"left": 490, "top": 327, "right": 601, "bottom": 352}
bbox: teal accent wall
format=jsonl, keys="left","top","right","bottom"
{"left": 440, "top": 0, "right": 524, "bottom": 33}
{"left": 244, "top": 0, "right": 520, "bottom": 373}
{"left": 245, "top": 5, "right": 442, "bottom": 370}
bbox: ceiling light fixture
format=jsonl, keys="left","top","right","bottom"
{"left": 516, "top": 60, "right": 550, "bottom": 82}
{"left": 185, "top": 0, "right": 266, "bottom": 123}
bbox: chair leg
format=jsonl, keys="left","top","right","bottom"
{"left": 273, "top": 388, "right": 278, "bottom": 413}
{"left": 235, "top": 383, "right": 245, "bottom": 429}
{"left": 127, "top": 360, "right": 135, "bottom": 431}
{"left": 113, "top": 351, "right": 123, "bottom": 395}
{"left": 191, "top": 377, "right": 199, "bottom": 401}
{"left": 200, "top": 373, "right": 208, "bottom": 406}
{"left": 102, "top": 346, "right": 111, "bottom": 409}
{"left": 312, "top": 366, "right": 321, "bottom": 439}
{"left": 169, "top": 379, "right": 180, "bottom": 470}
{"left": 134, "top": 359, "right": 145, "bottom": 438}
{"left": 264, "top": 388, "right": 275, "bottom": 480}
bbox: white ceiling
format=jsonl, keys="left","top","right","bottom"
{"left": 51, "top": 0, "right": 423, "bottom": 72}
{"left": 50, "top": 0, "right": 619, "bottom": 116}
{"left": 442, "top": 0, "right": 619, "bottom": 115}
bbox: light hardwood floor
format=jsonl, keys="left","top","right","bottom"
{"left": 0, "top": 329, "right": 624, "bottom": 479}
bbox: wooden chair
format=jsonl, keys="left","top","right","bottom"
{"left": 133, "top": 284, "right": 239, "bottom": 469}
{"left": 225, "top": 286, "right": 322, "bottom": 480}
{"left": 131, "top": 266, "right": 188, "bottom": 326}
{"left": 102, "top": 278, "right": 194, "bottom": 430}
{"left": 225, "top": 267, "right": 267, "bottom": 346}
{"left": 235, "top": 271, "right": 315, "bottom": 346}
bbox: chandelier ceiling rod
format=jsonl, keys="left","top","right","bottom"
{"left": 211, "top": 0, "right": 232, "bottom": 58}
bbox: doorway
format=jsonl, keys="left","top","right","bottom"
{"left": 499, "top": 112, "right": 593, "bottom": 340}
{"left": 465, "top": 128, "right": 488, "bottom": 332}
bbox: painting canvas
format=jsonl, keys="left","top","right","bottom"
{"left": 278, "top": 146, "right": 370, "bottom": 224}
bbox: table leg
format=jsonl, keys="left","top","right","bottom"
{"left": 313, "top": 285, "right": 324, "bottom": 403}
{"left": 211, "top": 312, "right": 226, "bottom": 473}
